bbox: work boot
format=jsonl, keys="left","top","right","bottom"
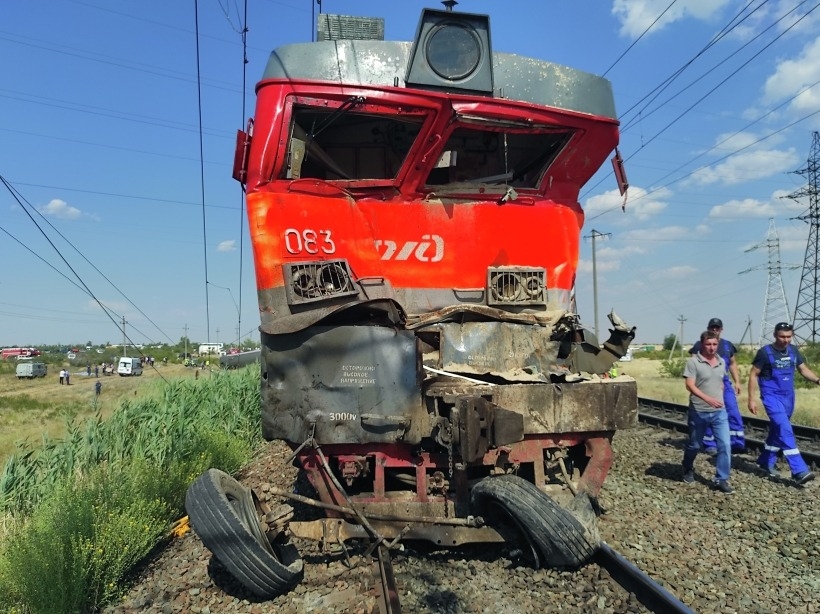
{"left": 793, "top": 471, "right": 815, "bottom": 485}
{"left": 758, "top": 464, "right": 779, "bottom": 478}
{"left": 713, "top": 480, "right": 734, "bottom": 494}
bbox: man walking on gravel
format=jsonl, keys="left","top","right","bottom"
{"left": 682, "top": 330, "right": 734, "bottom": 494}
{"left": 689, "top": 318, "right": 745, "bottom": 454}
{"left": 748, "top": 322, "right": 816, "bottom": 485}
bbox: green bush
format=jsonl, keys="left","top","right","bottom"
{"left": 659, "top": 358, "right": 686, "bottom": 379}
{"left": 0, "top": 366, "right": 263, "bottom": 613}
{"left": 0, "top": 467, "right": 170, "bottom": 613}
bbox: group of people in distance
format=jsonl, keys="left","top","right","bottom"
{"left": 682, "top": 318, "right": 816, "bottom": 494}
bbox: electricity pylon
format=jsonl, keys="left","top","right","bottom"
{"left": 788, "top": 131, "right": 820, "bottom": 346}
{"left": 739, "top": 219, "right": 796, "bottom": 347}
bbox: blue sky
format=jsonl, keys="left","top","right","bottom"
{"left": 2, "top": 0, "right": 820, "bottom": 348}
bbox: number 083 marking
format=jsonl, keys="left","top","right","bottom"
{"left": 284, "top": 229, "right": 336, "bottom": 254}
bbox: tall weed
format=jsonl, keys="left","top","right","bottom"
{"left": 0, "top": 366, "right": 262, "bottom": 613}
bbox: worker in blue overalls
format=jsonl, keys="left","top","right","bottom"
{"left": 689, "top": 318, "right": 745, "bottom": 454}
{"left": 748, "top": 322, "right": 816, "bottom": 485}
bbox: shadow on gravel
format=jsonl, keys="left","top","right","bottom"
{"left": 207, "top": 557, "right": 268, "bottom": 603}
{"left": 644, "top": 461, "right": 685, "bottom": 482}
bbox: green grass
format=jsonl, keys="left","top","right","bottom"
{"left": 0, "top": 366, "right": 263, "bottom": 613}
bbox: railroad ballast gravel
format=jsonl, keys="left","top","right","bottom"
{"left": 105, "top": 425, "right": 818, "bottom": 613}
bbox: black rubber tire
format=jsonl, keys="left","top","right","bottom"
{"left": 471, "top": 474, "right": 598, "bottom": 568}
{"left": 185, "top": 468, "right": 303, "bottom": 598}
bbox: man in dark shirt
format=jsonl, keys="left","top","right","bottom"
{"left": 748, "top": 322, "right": 817, "bottom": 485}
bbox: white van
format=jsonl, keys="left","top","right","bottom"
{"left": 117, "top": 357, "right": 143, "bottom": 376}
{"left": 16, "top": 362, "right": 48, "bottom": 379}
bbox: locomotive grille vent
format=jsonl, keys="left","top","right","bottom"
{"left": 487, "top": 267, "right": 546, "bottom": 306}
{"left": 285, "top": 260, "right": 358, "bottom": 305}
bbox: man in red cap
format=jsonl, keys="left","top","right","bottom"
{"left": 689, "top": 318, "right": 744, "bottom": 454}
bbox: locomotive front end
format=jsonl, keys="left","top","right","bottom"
{"left": 188, "top": 5, "right": 638, "bottom": 599}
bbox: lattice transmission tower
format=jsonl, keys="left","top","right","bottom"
{"left": 740, "top": 219, "right": 796, "bottom": 347}
{"left": 788, "top": 131, "right": 820, "bottom": 346}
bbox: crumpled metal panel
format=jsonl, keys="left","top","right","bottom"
{"left": 490, "top": 380, "right": 638, "bottom": 433}
{"left": 438, "top": 321, "right": 561, "bottom": 382}
{"left": 261, "top": 325, "right": 426, "bottom": 445}
{"left": 424, "top": 378, "right": 637, "bottom": 433}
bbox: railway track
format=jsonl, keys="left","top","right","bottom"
{"left": 638, "top": 396, "right": 820, "bottom": 466}
{"left": 368, "top": 536, "right": 694, "bottom": 614}
{"left": 303, "top": 535, "right": 698, "bottom": 614}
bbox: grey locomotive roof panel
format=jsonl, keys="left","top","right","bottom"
{"left": 262, "top": 41, "right": 616, "bottom": 120}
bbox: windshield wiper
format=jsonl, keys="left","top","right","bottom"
{"left": 308, "top": 95, "right": 366, "bottom": 139}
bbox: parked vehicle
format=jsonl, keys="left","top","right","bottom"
{"left": 218, "top": 349, "right": 261, "bottom": 369}
{"left": 117, "top": 356, "right": 143, "bottom": 376}
{"left": 2, "top": 347, "right": 41, "bottom": 360}
{"left": 16, "top": 362, "right": 48, "bottom": 379}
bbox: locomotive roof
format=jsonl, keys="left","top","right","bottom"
{"left": 262, "top": 40, "right": 617, "bottom": 120}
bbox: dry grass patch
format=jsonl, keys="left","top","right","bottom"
{"left": 0, "top": 364, "right": 202, "bottom": 466}
{"left": 624, "top": 358, "right": 820, "bottom": 426}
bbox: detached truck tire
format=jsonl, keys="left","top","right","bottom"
{"left": 185, "top": 468, "right": 303, "bottom": 598}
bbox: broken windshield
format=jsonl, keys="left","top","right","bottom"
{"left": 424, "top": 124, "right": 572, "bottom": 189}
{"left": 281, "top": 100, "right": 426, "bottom": 183}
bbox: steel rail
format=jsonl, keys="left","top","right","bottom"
{"left": 637, "top": 397, "right": 820, "bottom": 466}
{"left": 595, "top": 542, "right": 695, "bottom": 614}
{"left": 374, "top": 543, "right": 402, "bottom": 614}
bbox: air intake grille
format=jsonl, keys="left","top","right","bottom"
{"left": 285, "top": 260, "right": 357, "bottom": 305}
{"left": 487, "top": 267, "right": 546, "bottom": 306}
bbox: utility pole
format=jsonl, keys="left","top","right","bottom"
{"left": 183, "top": 324, "right": 189, "bottom": 359}
{"left": 787, "top": 131, "right": 820, "bottom": 346}
{"left": 668, "top": 315, "right": 686, "bottom": 360}
{"left": 738, "top": 315, "right": 753, "bottom": 348}
{"left": 121, "top": 316, "right": 127, "bottom": 357}
{"left": 584, "top": 229, "right": 611, "bottom": 340}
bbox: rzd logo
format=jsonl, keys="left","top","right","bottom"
{"left": 375, "top": 234, "right": 444, "bottom": 262}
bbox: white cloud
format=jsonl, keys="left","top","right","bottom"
{"left": 585, "top": 186, "right": 669, "bottom": 222}
{"left": 763, "top": 36, "right": 820, "bottom": 111}
{"left": 217, "top": 240, "right": 236, "bottom": 252}
{"left": 710, "top": 189, "right": 807, "bottom": 219}
{"left": 577, "top": 244, "right": 646, "bottom": 274}
{"left": 708, "top": 131, "right": 762, "bottom": 153}
{"left": 709, "top": 198, "right": 775, "bottom": 219}
{"left": 577, "top": 259, "right": 620, "bottom": 274}
{"left": 688, "top": 148, "right": 799, "bottom": 186}
{"left": 776, "top": 224, "right": 810, "bottom": 254}
{"left": 622, "top": 225, "right": 689, "bottom": 242}
{"left": 38, "top": 198, "right": 81, "bottom": 219}
{"left": 612, "top": 0, "right": 732, "bottom": 38}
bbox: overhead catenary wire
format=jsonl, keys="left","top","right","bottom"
{"left": 3, "top": 180, "right": 176, "bottom": 344}
{"left": 586, "top": 99, "right": 820, "bottom": 222}
{"left": 583, "top": 1, "right": 820, "bottom": 218}
{"left": 619, "top": 0, "right": 815, "bottom": 135}
{"left": 0, "top": 174, "right": 168, "bottom": 381}
{"left": 601, "top": 0, "right": 680, "bottom": 78}
{"left": 236, "top": 0, "right": 249, "bottom": 347}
